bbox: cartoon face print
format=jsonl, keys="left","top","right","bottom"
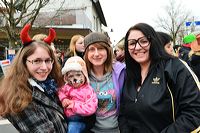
{"left": 64, "top": 70, "right": 86, "bottom": 88}
{"left": 93, "top": 81, "right": 117, "bottom": 116}
{"left": 98, "top": 90, "right": 113, "bottom": 108}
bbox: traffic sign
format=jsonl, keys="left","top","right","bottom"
{"left": 0, "top": 59, "right": 10, "bottom": 75}
{"left": 186, "top": 21, "right": 200, "bottom": 27}
{"left": 195, "top": 21, "right": 200, "bottom": 26}
{"left": 186, "top": 22, "right": 192, "bottom": 27}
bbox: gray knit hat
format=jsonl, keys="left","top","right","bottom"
{"left": 84, "top": 32, "right": 110, "bottom": 49}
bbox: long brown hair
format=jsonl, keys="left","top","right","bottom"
{"left": 0, "top": 41, "right": 64, "bottom": 116}
{"left": 84, "top": 42, "right": 113, "bottom": 74}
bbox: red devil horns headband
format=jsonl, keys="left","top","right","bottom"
{"left": 20, "top": 24, "right": 32, "bottom": 44}
{"left": 20, "top": 24, "right": 56, "bottom": 46}
{"left": 43, "top": 28, "right": 56, "bottom": 45}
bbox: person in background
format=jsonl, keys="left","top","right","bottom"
{"left": 55, "top": 48, "right": 63, "bottom": 65}
{"left": 114, "top": 38, "right": 125, "bottom": 63}
{"left": 189, "top": 33, "right": 200, "bottom": 81}
{"left": 157, "top": 31, "right": 174, "bottom": 56}
{"left": 32, "top": 33, "right": 57, "bottom": 53}
{"left": 63, "top": 34, "right": 85, "bottom": 66}
{"left": 32, "top": 30, "right": 60, "bottom": 65}
{"left": 119, "top": 23, "right": 200, "bottom": 133}
{"left": 58, "top": 56, "right": 98, "bottom": 133}
{"left": 178, "top": 34, "right": 194, "bottom": 64}
{"left": 0, "top": 24, "right": 67, "bottom": 132}
{"left": 173, "top": 44, "right": 181, "bottom": 57}
{"left": 84, "top": 32, "right": 126, "bottom": 133}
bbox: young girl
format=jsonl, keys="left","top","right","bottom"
{"left": 58, "top": 56, "right": 98, "bottom": 133}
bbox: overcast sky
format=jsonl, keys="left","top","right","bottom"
{"left": 99, "top": 0, "right": 200, "bottom": 45}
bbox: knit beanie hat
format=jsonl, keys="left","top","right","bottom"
{"left": 183, "top": 34, "right": 196, "bottom": 44}
{"left": 62, "top": 56, "right": 89, "bottom": 83}
{"left": 84, "top": 32, "right": 110, "bottom": 50}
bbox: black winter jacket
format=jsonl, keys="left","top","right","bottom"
{"left": 190, "top": 53, "right": 200, "bottom": 81}
{"left": 119, "top": 58, "right": 200, "bottom": 133}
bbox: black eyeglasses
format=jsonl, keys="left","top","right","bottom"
{"left": 26, "top": 58, "right": 54, "bottom": 66}
{"left": 128, "top": 36, "right": 150, "bottom": 50}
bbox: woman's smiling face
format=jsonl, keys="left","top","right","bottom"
{"left": 128, "top": 30, "right": 151, "bottom": 65}
{"left": 26, "top": 46, "right": 53, "bottom": 81}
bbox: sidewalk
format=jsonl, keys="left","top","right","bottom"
{"left": 0, "top": 118, "right": 18, "bottom": 133}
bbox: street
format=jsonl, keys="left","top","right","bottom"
{"left": 0, "top": 119, "right": 18, "bottom": 133}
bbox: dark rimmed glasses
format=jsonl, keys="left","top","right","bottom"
{"left": 26, "top": 58, "right": 54, "bottom": 66}
{"left": 128, "top": 36, "right": 150, "bottom": 50}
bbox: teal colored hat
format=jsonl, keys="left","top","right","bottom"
{"left": 183, "top": 34, "right": 196, "bottom": 44}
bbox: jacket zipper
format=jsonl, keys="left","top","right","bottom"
{"left": 134, "top": 92, "right": 138, "bottom": 103}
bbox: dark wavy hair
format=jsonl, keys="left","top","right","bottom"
{"left": 124, "top": 23, "right": 172, "bottom": 87}
{"left": 157, "top": 31, "right": 172, "bottom": 47}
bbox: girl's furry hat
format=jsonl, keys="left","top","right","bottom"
{"left": 62, "top": 56, "right": 89, "bottom": 83}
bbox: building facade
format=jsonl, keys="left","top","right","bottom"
{"left": 0, "top": 0, "right": 107, "bottom": 59}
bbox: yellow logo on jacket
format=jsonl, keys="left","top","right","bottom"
{"left": 152, "top": 77, "right": 160, "bottom": 84}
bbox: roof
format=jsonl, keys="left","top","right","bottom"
{"left": 92, "top": 0, "right": 107, "bottom": 26}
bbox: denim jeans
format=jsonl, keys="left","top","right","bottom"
{"left": 68, "top": 115, "right": 85, "bottom": 133}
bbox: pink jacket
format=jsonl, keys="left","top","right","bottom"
{"left": 58, "top": 83, "right": 98, "bottom": 117}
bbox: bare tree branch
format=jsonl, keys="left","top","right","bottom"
{"left": 155, "top": 0, "right": 191, "bottom": 45}
{"left": 0, "top": 0, "right": 51, "bottom": 48}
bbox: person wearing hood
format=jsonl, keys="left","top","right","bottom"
{"left": 58, "top": 56, "right": 98, "bottom": 133}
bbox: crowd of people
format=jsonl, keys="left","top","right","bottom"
{"left": 0, "top": 22, "right": 200, "bottom": 133}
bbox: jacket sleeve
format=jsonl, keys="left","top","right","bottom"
{"left": 57, "top": 85, "right": 69, "bottom": 102}
{"left": 118, "top": 89, "right": 131, "bottom": 133}
{"left": 161, "top": 59, "right": 200, "bottom": 133}
{"left": 6, "top": 103, "right": 58, "bottom": 132}
{"left": 72, "top": 86, "right": 98, "bottom": 116}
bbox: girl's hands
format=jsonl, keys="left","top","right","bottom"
{"left": 62, "top": 99, "right": 74, "bottom": 108}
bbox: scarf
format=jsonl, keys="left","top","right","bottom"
{"left": 34, "top": 77, "right": 58, "bottom": 99}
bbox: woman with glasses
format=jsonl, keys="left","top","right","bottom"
{"left": 119, "top": 23, "right": 200, "bottom": 133}
{"left": 0, "top": 24, "right": 67, "bottom": 132}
